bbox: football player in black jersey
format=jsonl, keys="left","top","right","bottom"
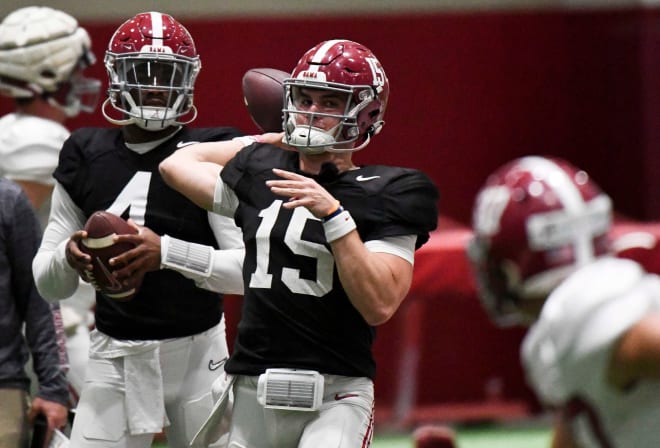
{"left": 161, "top": 39, "right": 439, "bottom": 448}
{"left": 32, "top": 12, "right": 245, "bottom": 448}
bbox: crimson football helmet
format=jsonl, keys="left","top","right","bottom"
{"left": 467, "top": 156, "right": 612, "bottom": 326}
{"left": 102, "top": 11, "right": 200, "bottom": 130}
{"left": 282, "top": 39, "right": 389, "bottom": 154}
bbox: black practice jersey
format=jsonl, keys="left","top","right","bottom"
{"left": 54, "top": 126, "right": 242, "bottom": 340}
{"left": 221, "top": 144, "right": 439, "bottom": 379}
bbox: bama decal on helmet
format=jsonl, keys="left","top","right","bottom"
{"left": 297, "top": 71, "right": 326, "bottom": 82}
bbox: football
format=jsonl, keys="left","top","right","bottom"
{"left": 242, "top": 68, "right": 289, "bottom": 132}
{"left": 413, "top": 425, "right": 456, "bottom": 448}
{"left": 78, "top": 211, "right": 141, "bottom": 301}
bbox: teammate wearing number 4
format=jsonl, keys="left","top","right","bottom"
{"left": 161, "top": 39, "right": 438, "bottom": 447}
{"left": 32, "top": 12, "right": 245, "bottom": 447}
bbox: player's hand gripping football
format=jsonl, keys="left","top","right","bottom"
{"left": 109, "top": 220, "right": 161, "bottom": 286}
{"left": 65, "top": 230, "right": 94, "bottom": 279}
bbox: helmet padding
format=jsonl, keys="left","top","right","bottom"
{"left": 0, "top": 6, "right": 94, "bottom": 97}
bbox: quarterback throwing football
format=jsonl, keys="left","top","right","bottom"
{"left": 161, "top": 39, "right": 438, "bottom": 448}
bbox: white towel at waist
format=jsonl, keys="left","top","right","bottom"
{"left": 89, "top": 329, "right": 168, "bottom": 435}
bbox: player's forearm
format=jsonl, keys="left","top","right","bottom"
{"left": 33, "top": 241, "right": 81, "bottom": 300}
{"left": 196, "top": 248, "right": 244, "bottom": 294}
{"left": 331, "top": 232, "right": 411, "bottom": 326}
{"left": 160, "top": 139, "right": 242, "bottom": 176}
{"left": 160, "top": 236, "right": 244, "bottom": 294}
{"left": 32, "top": 183, "right": 86, "bottom": 300}
{"left": 160, "top": 157, "right": 224, "bottom": 211}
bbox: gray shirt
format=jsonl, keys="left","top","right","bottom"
{"left": 0, "top": 178, "right": 68, "bottom": 405}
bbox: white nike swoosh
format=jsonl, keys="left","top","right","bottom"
{"left": 356, "top": 175, "right": 381, "bottom": 182}
{"left": 177, "top": 141, "right": 200, "bottom": 148}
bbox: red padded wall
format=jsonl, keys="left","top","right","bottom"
{"left": 5, "top": 7, "right": 659, "bottom": 427}
{"left": 3, "top": 8, "right": 657, "bottom": 223}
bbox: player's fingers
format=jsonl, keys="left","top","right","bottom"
{"left": 108, "top": 244, "right": 139, "bottom": 267}
{"left": 66, "top": 243, "right": 92, "bottom": 272}
{"left": 125, "top": 218, "right": 141, "bottom": 233}
{"left": 259, "top": 132, "right": 285, "bottom": 145}
{"left": 69, "top": 230, "right": 88, "bottom": 242}
{"left": 268, "top": 185, "right": 296, "bottom": 197}
{"left": 272, "top": 168, "right": 305, "bottom": 180}
{"left": 113, "top": 233, "right": 143, "bottom": 245}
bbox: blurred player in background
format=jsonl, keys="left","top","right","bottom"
{"left": 0, "top": 179, "right": 69, "bottom": 446}
{"left": 160, "top": 39, "right": 438, "bottom": 447}
{"left": 468, "top": 155, "right": 660, "bottom": 447}
{"left": 32, "top": 11, "right": 245, "bottom": 447}
{"left": 0, "top": 5, "right": 100, "bottom": 410}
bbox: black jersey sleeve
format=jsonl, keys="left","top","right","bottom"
{"left": 221, "top": 144, "right": 294, "bottom": 205}
{"left": 219, "top": 143, "right": 250, "bottom": 190}
{"left": 378, "top": 169, "right": 439, "bottom": 248}
{"left": 53, "top": 128, "right": 96, "bottom": 200}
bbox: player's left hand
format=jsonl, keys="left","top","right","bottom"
{"left": 267, "top": 168, "right": 339, "bottom": 218}
{"left": 257, "top": 132, "right": 296, "bottom": 151}
{"left": 109, "top": 221, "right": 161, "bottom": 283}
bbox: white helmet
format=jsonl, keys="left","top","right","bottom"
{"left": 0, "top": 6, "right": 100, "bottom": 116}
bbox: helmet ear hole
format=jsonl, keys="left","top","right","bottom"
{"left": 40, "top": 70, "right": 58, "bottom": 81}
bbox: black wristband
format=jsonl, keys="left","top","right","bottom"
{"left": 322, "top": 205, "right": 344, "bottom": 222}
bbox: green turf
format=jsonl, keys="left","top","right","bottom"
{"left": 453, "top": 424, "right": 551, "bottom": 448}
{"left": 373, "top": 424, "right": 551, "bottom": 448}
{"left": 152, "top": 422, "right": 552, "bottom": 447}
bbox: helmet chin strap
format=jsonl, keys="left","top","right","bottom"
{"left": 328, "top": 119, "right": 384, "bottom": 153}
{"left": 326, "top": 133, "right": 372, "bottom": 153}
{"left": 102, "top": 94, "right": 197, "bottom": 130}
{"left": 102, "top": 97, "right": 132, "bottom": 126}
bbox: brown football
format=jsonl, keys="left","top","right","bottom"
{"left": 242, "top": 68, "right": 289, "bottom": 132}
{"left": 78, "top": 211, "right": 141, "bottom": 301}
